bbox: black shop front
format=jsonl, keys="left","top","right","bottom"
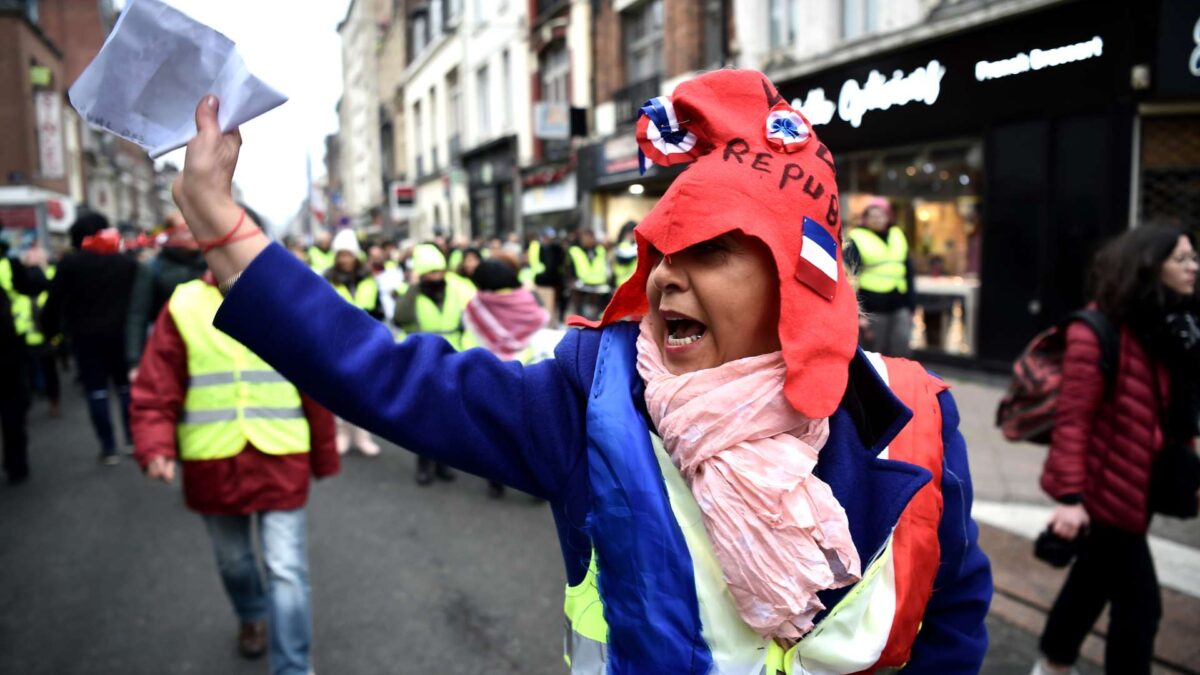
{"left": 776, "top": 0, "right": 1141, "bottom": 368}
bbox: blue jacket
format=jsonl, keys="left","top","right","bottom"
{"left": 215, "top": 244, "right": 992, "bottom": 672}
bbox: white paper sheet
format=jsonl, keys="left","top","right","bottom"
{"left": 68, "top": 0, "right": 287, "bottom": 159}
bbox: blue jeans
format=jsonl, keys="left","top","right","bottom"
{"left": 203, "top": 509, "right": 312, "bottom": 675}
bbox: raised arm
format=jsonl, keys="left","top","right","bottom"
{"left": 171, "top": 96, "right": 588, "bottom": 499}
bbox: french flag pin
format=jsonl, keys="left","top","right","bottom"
{"left": 796, "top": 216, "right": 838, "bottom": 300}
{"left": 765, "top": 103, "right": 811, "bottom": 154}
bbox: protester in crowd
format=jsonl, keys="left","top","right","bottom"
{"left": 42, "top": 213, "right": 138, "bottom": 465}
{"left": 0, "top": 276, "right": 31, "bottom": 485}
{"left": 2, "top": 238, "right": 54, "bottom": 420}
{"left": 463, "top": 257, "right": 550, "bottom": 498}
{"left": 529, "top": 227, "right": 566, "bottom": 327}
{"left": 455, "top": 246, "right": 483, "bottom": 284}
{"left": 371, "top": 242, "right": 407, "bottom": 329}
{"left": 611, "top": 220, "right": 639, "bottom": 288}
{"left": 845, "top": 198, "right": 916, "bottom": 357}
{"left": 131, "top": 271, "right": 338, "bottom": 675}
{"left": 172, "top": 70, "right": 991, "bottom": 672}
{"left": 566, "top": 227, "right": 611, "bottom": 321}
{"left": 324, "top": 230, "right": 383, "bottom": 456}
{"left": 306, "top": 230, "right": 334, "bottom": 274}
{"left": 1035, "top": 225, "right": 1200, "bottom": 675}
{"left": 393, "top": 243, "right": 475, "bottom": 485}
{"left": 126, "top": 210, "right": 207, "bottom": 376}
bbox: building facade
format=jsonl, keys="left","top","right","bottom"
{"left": 338, "top": 0, "right": 386, "bottom": 225}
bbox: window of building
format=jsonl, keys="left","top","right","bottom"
{"left": 476, "top": 65, "right": 491, "bottom": 138}
{"left": 622, "top": 0, "right": 664, "bottom": 83}
{"left": 541, "top": 42, "right": 570, "bottom": 103}
{"left": 429, "top": 85, "right": 439, "bottom": 171}
{"left": 768, "top": 0, "right": 795, "bottom": 50}
{"left": 413, "top": 100, "right": 423, "bottom": 177}
{"left": 1139, "top": 115, "right": 1200, "bottom": 227}
{"left": 447, "top": 69, "right": 462, "bottom": 140}
{"left": 500, "top": 50, "right": 512, "bottom": 131}
{"left": 702, "top": 0, "right": 726, "bottom": 68}
{"left": 411, "top": 14, "right": 428, "bottom": 56}
{"left": 431, "top": 0, "right": 444, "bottom": 37}
{"left": 841, "top": 0, "right": 879, "bottom": 41}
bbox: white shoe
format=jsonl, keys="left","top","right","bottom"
{"left": 335, "top": 425, "right": 351, "bottom": 455}
{"left": 354, "top": 428, "right": 381, "bottom": 456}
{"left": 1030, "top": 660, "right": 1078, "bottom": 675}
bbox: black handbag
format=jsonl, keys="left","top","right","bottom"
{"left": 1148, "top": 441, "right": 1200, "bottom": 519}
{"left": 1034, "top": 527, "right": 1078, "bottom": 568}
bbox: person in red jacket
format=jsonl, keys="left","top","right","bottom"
{"left": 1036, "top": 225, "right": 1200, "bottom": 675}
{"left": 131, "top": 271, "right": 338, "bottom": 675}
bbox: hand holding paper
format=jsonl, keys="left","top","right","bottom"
{"left": 68, "top": 0, "right": 286, "bottom": 159}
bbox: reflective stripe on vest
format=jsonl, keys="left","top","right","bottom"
{"left": 333, "top": 276, "right": 379, "bottom": 312}
{"left": 168, "top": 280, "right": 310, "bottom": 461}
{"left": 848, "top": 227, "right": 908, "bottom": 294}
{"left": 563, "top": 356, "right": 946, "bottom": 674}
{"left": 568, "top": 246, "right": 608, "bottom": 286}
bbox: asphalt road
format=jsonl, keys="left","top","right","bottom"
{"left": 0, "top": 380, "right": 1081, "bottom": 675}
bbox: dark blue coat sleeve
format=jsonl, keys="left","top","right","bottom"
{"left": 904, "top": 387, "right": 993, "bottom": 672}
{"left": 213, "top": 243, "right": 590, "bottom": 500}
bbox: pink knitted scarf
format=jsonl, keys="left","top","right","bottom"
{"left": 635, "top": 319, "right": 862, "bottom": 642}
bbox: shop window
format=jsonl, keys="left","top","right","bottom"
{"left": 840, "top": 141, "right": 984, "bottom": 356}
{"left": 1140, "top": 115, "right": 1200, "bottom": 227}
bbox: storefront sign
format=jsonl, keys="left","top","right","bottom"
{"left": 795, "top": 60, "right": 945, "bottom": 129}
{"left": 1156, "top": 0, "right": 1200, "bottom": 97}
{"left": 35, "top": 92, "right": 65, "bottom": 180}
{"left": 533, "top": 101, "right": 570, "bottom": 140}
{"left": 522, "top": 173, "right": 577, "bottom": 215}
{"left": 974, "top": 36, "right": 1103, "bottom": 82}
{"left": 777, "top": 0, "right": 1120, "bottom": 152}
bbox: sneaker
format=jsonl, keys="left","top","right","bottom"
{"left": 434, "top": 464, "right": 455, "bottom": 482}
{"left": 1030, "top": 660, "right": 1078, "bottom": 675}
{"left": 101, "top": 454, "right": 120, "bottom": 467}
{"left": 237, "top": 620, "right": 267, "bottom": 659}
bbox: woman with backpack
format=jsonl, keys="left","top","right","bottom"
{"left": 1035, "top": 225, "right": 1200, "bottom": 675}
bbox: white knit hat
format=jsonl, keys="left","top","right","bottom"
{"left": 331, "top": 229, "right": 361, "bottom": 256}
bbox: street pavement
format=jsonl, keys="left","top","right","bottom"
{"left": 0, "top": 366, "right": 1196, "bottom": 674}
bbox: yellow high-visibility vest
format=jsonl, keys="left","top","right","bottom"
{"left": 332, "top": 276, "right": 379, "bottom": 312}
{"left": 568, "top": 245, "right": 609, "bottom": 286}
{"left": 24, "top": 264, "right": 55, "bottom": 346}
{"left": 848, "top": 226, "right": 909, "bottom": 294}
{"left": 527, "top": 240, "right": 545, "bottom": 278}
{"left": 168, "top": 280, "right": 310, "bottom": 461}
{"left": 0, "top": 258, "right": 32, "bottom": 337}
{"left": 411, "top": 274, "right": 475, "bottom": 351}
{"left": 308, "top": 246, "right": 335, "bottom": 273}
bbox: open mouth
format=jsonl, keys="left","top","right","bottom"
{"left": 663, "top": 312, "right": 707, "bottom": 347}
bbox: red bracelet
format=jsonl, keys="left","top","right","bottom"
{"left": 197, "top": 208, "right": 251, "bottom": 254}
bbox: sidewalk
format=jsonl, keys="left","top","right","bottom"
{"left": 944, "top": 372, "right": 1200, "bottom": 674}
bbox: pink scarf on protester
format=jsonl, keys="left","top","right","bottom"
{"left": 635, "top": 319, "right": 862, "bottom": 643}
{"left": 463, "top": 289, "right": 549, "bottom": 360}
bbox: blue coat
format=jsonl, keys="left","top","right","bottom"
{"left": 215, "top": 244, "right": 992, "bottom": 672}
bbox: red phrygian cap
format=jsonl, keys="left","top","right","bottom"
{"left": 575, "top": 69, "right": 857, "bottom": 418}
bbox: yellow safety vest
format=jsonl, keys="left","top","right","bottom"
{"left": 848, "top": 227, "right": 908, "bottom": 294}
{"left": 612, "top": 242, "right": 638, "bottom": 287}
{"left": 527, "top": 240, "right": 545, "bottom": 278}
{"left": 0, "top": 258, "right": 32, "bottom": 337}
{"left": 568, "top": 245, "right": 609, "bottom": 286}
{"left": 411, "top": 274, "right": 475, "bottom": 351}
{"left": 168, "top": 280, "right": 310, "bottom": 461}
{"left": 332, "top": 276, "right": 379, "bottom": 312}
{"left": 308, "top": 246, "right": 335, "bottom": 274}
{"left": 24, "top": 265, "right": 55, "bottom": 347}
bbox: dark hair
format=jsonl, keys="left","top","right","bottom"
{"left": 1091, "top": 224, "right": 1193, "bottom": 324}
{"left": 471, "top": 258, "right": 520, "bottom": 292}
{"left": 69, "top": 213, "right": 110, "bottom": 249}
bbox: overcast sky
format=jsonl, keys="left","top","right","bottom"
{"left": 118, "top": 0, "right": 352, "bottom": 230}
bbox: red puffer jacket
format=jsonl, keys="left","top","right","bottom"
{"left": 1041, "top": 320, "right": 1170, "bottom": 533}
